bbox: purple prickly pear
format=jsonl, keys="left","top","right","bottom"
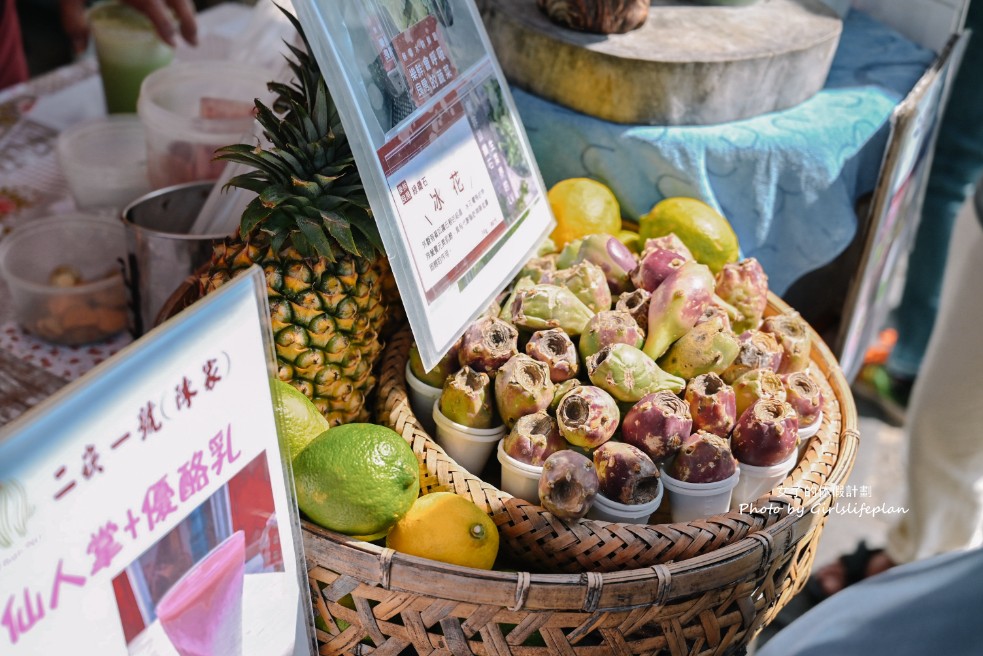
{"left": 575, "top": 233, "right": 638, "bottom": 294}
{"left": 578, "top": 309, "right": 645, "bottom": 361}
{"left": 587, "top": 343, "right": 685, "bottom": 401}
{"left": 684, "top": 373, "right": 737, "bottom": 438}
{"left": 721, "top": 330, "right": 783, "bottom": 384}
{"left": 732, "top": 368, "right": 787, "bottom": 419}
{"left": 552, "top": 260, "right": 612, "bottom": 313}
{"left": 538, "top": 450, "right": 599, "bottom": 520}
{"left": 630, "top": 247, "right": 687, "bottom": 293}
{"left": 641, "top": 234, "right": 694, "bottom": 262}
{"left": 760, "top": 312, "right": 812, "bottom": 374}
{"left": 525, "top": 328, "right": 578, "bottom": 383}
{"left": 668, "top": 431, "right": 738, "bottom": 484}
{"left": 510, "top": 284, "right": 595, "bottom": 336}
{"left": 732, "top": 399, "right": 799, "bottom": 466}
{"left": 593, "top": 442, "right": 661, "bottom": 505}
{"left": 615, "top": 288, "right": 651, "bottom": 332}
{"left": 621, "top": 390, "right": 693, "bottom": 462}
{"left": 715, "top": 258, "right": 769, "bottom": 334}
{"left": 458, "top": 316, "right": 519, "bottom": 374}
{"left": 781, "top": 371, "right": 823, "bottom": 429}
{"left": 494, "top": 354, "right": 556, "bottom": 428}
{"left": 642, "top": 261, "right": 715, "bottom": 360}
{"left": 555, "top": 385, "right": 620, "bottom": 448}
{"left": 410, "top": 340, "right": 460, "bottom": 388}
{"left": 503, "top": 411, "right": 567, "bottom": 466}
{"left": 439, "top": 366, "right": 497, "bottom": 429}
{"left": 518, "top": 255, "right": 558, "bottom": 284}
{"left": 657, "top": 312, "right": 740, "bottom": 380}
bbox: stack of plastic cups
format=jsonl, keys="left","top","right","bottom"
{"left": 432, "top": 399, "right": 505, "bottom": 475}
{"left": 660, "top": 467, "right": 741, "bottom": 523}
{"left": 497, "top": 440, "right": 542, "bottom": 503}
{"left": 586, "top": 482, "right": 664, "bottom": 524}
{"left": 729, "top": 450, "right": 799, "bottom": 511}
{"left": 404, "top": 362, "right": 442, "bottom": 436}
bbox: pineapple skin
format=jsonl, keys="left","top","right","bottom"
{"left": 202, "top": 236, "right": 389, "bottom": 426}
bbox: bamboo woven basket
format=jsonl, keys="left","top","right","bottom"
{"left": 303, "top": 294, "right": 860, "bottom": 654}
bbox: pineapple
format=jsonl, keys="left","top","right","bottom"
{"left": 200, "top": 13, "right": 391, "bottom": 426}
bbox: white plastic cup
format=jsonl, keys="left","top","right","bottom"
{"left": 730, "top": 451, "right": 799, "bottom": 510}
{"left": 497, "top": 439, "right": 543, "bottom": 503}
{"left": 660, "top": 466, "right": 741, "bottom": 523}
{"left": 586, "top": 484, "right": 663, "bottom": 524}
{"left": 57, "top": 116, "right": 151, "bottom": 211}
{"left": 797, "top": 410, "right": 823, "bottom": 459}
{"left": 404, "top": 362, "right": 442, "bottom": 436}
{"left": 432, "top": 399, "right": 505, "bottom": 475}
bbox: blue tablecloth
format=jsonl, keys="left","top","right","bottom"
{"left": 513, "top": 10, "right": 937, "bottom": 293}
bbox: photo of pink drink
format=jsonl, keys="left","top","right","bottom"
{"left": 156, "top": 530, "right": 246, "bottom": 656}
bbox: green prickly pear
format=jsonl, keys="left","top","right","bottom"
{"left": 586, "top": 343, "right": 685, "bottom": 402}
{"left": 642, "top": 261, "right": 715, "bottom": 360}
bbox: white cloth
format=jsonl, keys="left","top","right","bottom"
{"left": 885, "top": 183, "right": 983, "bottom": 563}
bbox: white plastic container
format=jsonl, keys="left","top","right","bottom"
{"left": 660, "top": 467, "right": 741, "bottom": 523}
{"left": 57, "top": 115, "right": 151, "bottom": 211}
{"left": 497, "top": 439, "right": 543, "bottom": 503}
{"left": 796, "top": 410, "right": 823, "bottom": 460}
{"left": 137, "top": 61, "right": 269, "bottom": 188}
{"left": 432, "top": 399, "right": 506, "bottom": 475}
{"left": 730, "top": 451, "right": 799, "bottom": 511}
{"left": 404, "top": 362, "right": 442, "bottom": 436}
{"left": 586, "top": 484, "right": 663, "bottom": 524}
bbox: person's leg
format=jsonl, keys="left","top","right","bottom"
{"left": 885, "top": 189, "right": 983, "bottom": 563}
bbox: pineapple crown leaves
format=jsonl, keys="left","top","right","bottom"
{"left": 215, "top": 8, "right": 383, "bottom": 263}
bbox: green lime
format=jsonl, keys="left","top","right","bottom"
{"left": 639, "top": 197, "right": 740, "bottom": 273}
{"left": 293, "top": 423, "right": 420, "bottom": 537}
{"left": 272, "top": 379, "right": 330, "bottom": 461}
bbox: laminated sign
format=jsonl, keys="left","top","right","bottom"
{"left": 0, "top": 269, "right": 314, "bottom": 655}
{"left": 296, "top": 0, "right": 555, "bottom": 370}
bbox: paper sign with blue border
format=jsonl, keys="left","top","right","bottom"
{"left": 0, "top": 268, "right": 314, "bottom": 655}
{"left": 294, "top": 0, "right": 555, "bottom": 371}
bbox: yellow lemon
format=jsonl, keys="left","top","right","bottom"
{"left": 547, "top": 178, "right": 622, "bottom": 248}
{"left": 271, "top": 378, "right": 330, "bottom": 461}
{"left": 639, "top": 197, "right": 740, "bottom": 273}
{"left": 293, "top": 423, "right": 420, "bottom": 538}
{"left": 386, "top": 492, "right": 499, "bottom": 570}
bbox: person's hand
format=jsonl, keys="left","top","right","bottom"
{"left": 59, "top": 0, "right": 198, "bottom": 55}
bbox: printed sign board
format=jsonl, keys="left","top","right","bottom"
{"left": 295, "top": 0, "right": 555, "bottom": 371}
{"left": 0, "top": 268, "right": 314, "bottom": 655}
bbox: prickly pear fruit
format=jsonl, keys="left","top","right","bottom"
{"left": 555, "top": 237, "right": 584, "bottom": 269}
{"left": 732, "top": 399, "right": 799, "bottom": 466}
{"left": 712, "top": 293, "right": 746, "bottom": 329}
{"left": 657, "top": 313, "right": 740, "bottom": 380}
{"left": 525, "top": 329, "right": 579, "bottom": 383}
{"left": 684, "top": 373, "right": 737, "bottom": 438}
{"left": 642, "top": 261, "right": 716, "bottom": 360}
{"left": 578, "top": 310, "right": 645, "bottom": 361}
{"left": 439, "top": 366, "right": 496, "bottom": 429}
{"left": 575, "top": 233, "right": 638, "bottom": 294}
{"left": 537, "top": 237, "right": 558, "bottom": 256}
{"left": 641, "top": 233, "right": 694, "bottom": 262}
{"left": 721, "top": 330, "right": 783, "bottom": 384}
{"left": 715, "top": 258, "right": 769, "bottom": 334}
{"left": 732, "top": 368, "right": 787, "bottom": 418}
{"left": 552, "top": 260, "right": 612, "bottom": 313}
{"left": 621, "top": 390, "right": 693, "bottom": 462}
{"left": 458, "top": 316, "right": 519, "bottom": 374}
{"left": 587, "top": 343, "right": 686, "bottom": 401}
{"left": 499, "top": 277, "right": 536, "bottom": 324}
{"left": 409, "top": 340, "right": 460, "bottom": 388}
{"left": 615, "top": 288, "right": 651, "bottom": 332}
{"left": 593, "top": 442, "right": 661, "bottom": 505}
{"left": 503, "top": 411, "right": 566, "bottom": 466}
{"left": 510, "top": 284, "right": 595, "bottom": 336}
{"left": 555, "top": 385, "right": 620, "bottom": 448}
{"left": 494, "top": 354, "right": 556, "bottom": 428}
{"left": 518, "top": 255, "right": 558, "bottom": 284}
{"left": 696, "top": 304, "right": 732, "bottom": 332}
{"left": 538, "top": 450, "right": 599, "bottom": 520}
{"left": 781, "top": 371, "right": 823, "bottom": 429}
{"left": 630, "top": 247, "right": 688, "bottom": 292}
{"left": 667, "top": 431, "right": 738, "bottom": 484}
{"left": 760, "top": 313, "right": 811, "bottom": 374}
{"left": 550, "top": 378, "right": 582, "bottom": 413}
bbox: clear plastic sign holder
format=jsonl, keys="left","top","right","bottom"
{"left": 295, "top": 0, "right": 555, "bottom": 371}
{"left": 0, "top": 268, "right": 315, "bottom": 655}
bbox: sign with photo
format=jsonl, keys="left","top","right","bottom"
{"left": 0, "top": 268, "right": 313, "bottom": 655}
{"left": 295, "top": 0, "right": 555, "bottom": 371}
